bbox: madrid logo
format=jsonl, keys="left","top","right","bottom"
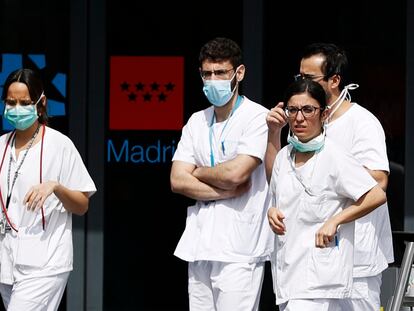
{"left": 109, "top": 56, "right": 184, "bottom": 130}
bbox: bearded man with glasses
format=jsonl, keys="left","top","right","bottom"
{"left": 170, "top": 37, "right": 273, "bottom": 311}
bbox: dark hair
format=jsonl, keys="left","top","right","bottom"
{"left": 199, "top": 37, "right": 242, "bottom": 68}
{"left": 283, "top": 79, "right": 327, "bottom": 112}
{"left": 301, "top": 42, "right": 348, "bottom": 89}
{"left": 2, "top": 68, "right": 48, "bottom": 125}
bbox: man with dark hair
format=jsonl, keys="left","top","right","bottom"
{"left": 266, "top": 43, "right": 393, "bottom": 310}
{"left": 170, "top": 38, "right": 273, "bottom": 311}
{"left": 171, "top": 37, "right": 273, "bottom": 310}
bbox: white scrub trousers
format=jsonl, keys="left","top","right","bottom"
{"left": 0, "top": 272, "right": 69, "bottom": 311}
{"left": 348, "top": 274, "right": 382, "bottom": 311}
{"left": 279, "top": 298, "right": 351, "bottom": 311}
{"left": 188, "top": 260, "right": 265, "bottom": 311}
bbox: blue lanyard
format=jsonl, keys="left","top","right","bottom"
{"left": 209, "top": 95, "right": 243, "bottom": 167}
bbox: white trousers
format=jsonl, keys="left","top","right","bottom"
{"left": 188, "top": 260, "right": 265, "bottom": 311}
{"left": 0, "top": 272, "right": 69, "bottom": 311}
{"left": 348, "top": 274, "right": 382, "bottom": 311}
{"left": 279, "top": 299, "right": 351, "bottom": 311}
{"left": 279, "top": 274, "right": 382, "bottom": 311}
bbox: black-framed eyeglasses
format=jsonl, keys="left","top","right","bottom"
{"left": 285, "top": 105, "right": 321, "bottom": 118}
{"left": 3, "top": 98, "right": 35, "bottom": 107}
{"left": 293, "top": 73, "right": 326, "bottom": 82}
{"left": 200, "top": 68, "right": 235, "bottom": 80}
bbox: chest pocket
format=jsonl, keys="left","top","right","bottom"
{"left": 298, "top": 194, "right": 330, "bottom": 223}
{"left": 220, "top": 139, "right": 238, "bottom": 161}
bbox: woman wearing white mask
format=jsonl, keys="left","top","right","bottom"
{"left": 267, "top": 79, "right": 386, "bottom": 311}
{"left": 171, "top": 37, "right": 273, "bottom": 310}
{"left": 0, "top": 68, "right": 96, "bottom": 311}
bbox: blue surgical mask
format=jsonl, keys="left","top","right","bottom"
{"left": 4, "top": 103, "right": 39, "bottom": 130}
{"left": 202, "top": 72, "right": 237, "bottom": 107}
{"left": 287, "top": 129, "right": 325, "bottom": 153}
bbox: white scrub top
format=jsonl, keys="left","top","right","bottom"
{"left": 269, "top": 138, "right": 377, "bottom": 304}
{"left": 173, "top": 96, "right": 274, "bottom": 263}
{"left": 326, "top": 103, "right": 393, "bottom": 277}
{"left": 0, "top": 126, "right": 96, "bottom": 284}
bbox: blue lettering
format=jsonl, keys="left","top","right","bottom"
{"left": 131, "top": 145, "right": 145, "bottom": 163}
{"left": 107, "top": 139, "right": 129, "bottom": 162}
{"left": 146, "top": 140, "right": 161, "bottom": 163}
{"left": 162, "top": 140, "right": 175, "bottom": 162}
{"left": 107, "top": 139, "right": 177, "bottom": 164}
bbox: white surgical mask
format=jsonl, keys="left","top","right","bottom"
{"left": 287, "top": 129, "right": 325, "bottom": 153}
{"left": 325, "top": 83, "right": 359, "bottom": 123}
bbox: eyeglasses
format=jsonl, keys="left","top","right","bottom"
{"left": 285, "top": 105, "right": 322, "bottom": 118}
{"left": 3, "top": 98, "right": 35, "bottom": 106}
{"left": 200, "top": 68, "right": 235, "bottom": 80}
{"left": 294, "top": 73, "right": 326, "bottom": 82}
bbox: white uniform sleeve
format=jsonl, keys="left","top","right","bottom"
{"left": 351, "top": 116, "right": 389, "bottom": 173}
{"left": 171, "top": 115, "right": 196, "bottom": 165}
{"left": 60, "top": 140, "right": 97, "bottom": 197}
{"left": 335, "top": 149, "right": 378, "bottom": 202}
{"left": 237, "top": 110, "right": 268, "bottom": 161}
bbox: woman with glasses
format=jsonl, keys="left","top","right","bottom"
{"left": 267, "top": 79, "right": 386, "bottom": 311}
{"left": 0, "top": 68, "right": 96, "bottom": 310}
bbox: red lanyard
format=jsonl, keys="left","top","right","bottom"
{"left": 0, "top": 124, "right": 46, "bottom": 232}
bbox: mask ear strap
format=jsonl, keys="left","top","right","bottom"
{"left": 326, "top": 83, "right": 359, "bottom": 123}
{"left": 231, "top": 72, "right": 240, "bottom": 93}
{"left": 35, "top": 92, "right": 45, "bottom": 105}
{"left": 287, "top": 128, "right": 296, "bottom": 143}
{"left": 36, "top": 92, "right": 46, "bottom": 118}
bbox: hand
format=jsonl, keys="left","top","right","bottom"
{"left": 23, "top": 181, "right": 59, "bottom": 211}
{"left": 266, "top": 102, "right": 287, "bottom": 133}
{"left": 234, "top": 179, "right": 251, "bottom": 196}
{"left": 268, "top": 207, "right": 286, "bottom": 234}
{"left": 217, "top": 179, "right": 251, "bottom": 200}
{"left": 315, "top": 218, "right": 338, "bottom": 248}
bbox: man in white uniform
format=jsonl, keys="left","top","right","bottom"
{"left": 265, "top": 43, "right": 393, "bottom": 310}
{"left": 170, "top": 37, "right": 273, "bottom": 311}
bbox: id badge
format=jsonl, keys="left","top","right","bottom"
{"left": 0, "top": 220, "right": 5, "bottom": 235}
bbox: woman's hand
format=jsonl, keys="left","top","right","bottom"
{"left": 268, "top": 207, "right": 286, "bottom": 235}
{"left": 266, "top": 102, "right": 287, "bottom": 133}
{"left": 23, "top": 181, "right": 58, "bottom": 211}
{"left": 315, "top": 218, "right": 338, "bottom": 248}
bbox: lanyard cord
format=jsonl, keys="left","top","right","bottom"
{"left": 0, "top": 124, "right": 46, "bottom": 232}
{"left": 209, "top": 95, "right": 243, "bottom": 167}
{"left": 6, "top": 124, "right": 40, "bottom": 209}
{"left": 289, "top": 148, "right": 320, "bottom": 196}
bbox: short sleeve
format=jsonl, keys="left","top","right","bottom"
{"left": 60, "top": 140, "right": 97, "bottom": 197}
{"left": 335, "top": 149, "right": 378, "bottom": 202}
{"left": 352, "top": 121, "right": 389, "bottom": 172}
{"left": 172, "top": 115, "right": 197, "bottom": 165}
{"left": 237, "top": 110, "right": 268, "bottom": 161}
